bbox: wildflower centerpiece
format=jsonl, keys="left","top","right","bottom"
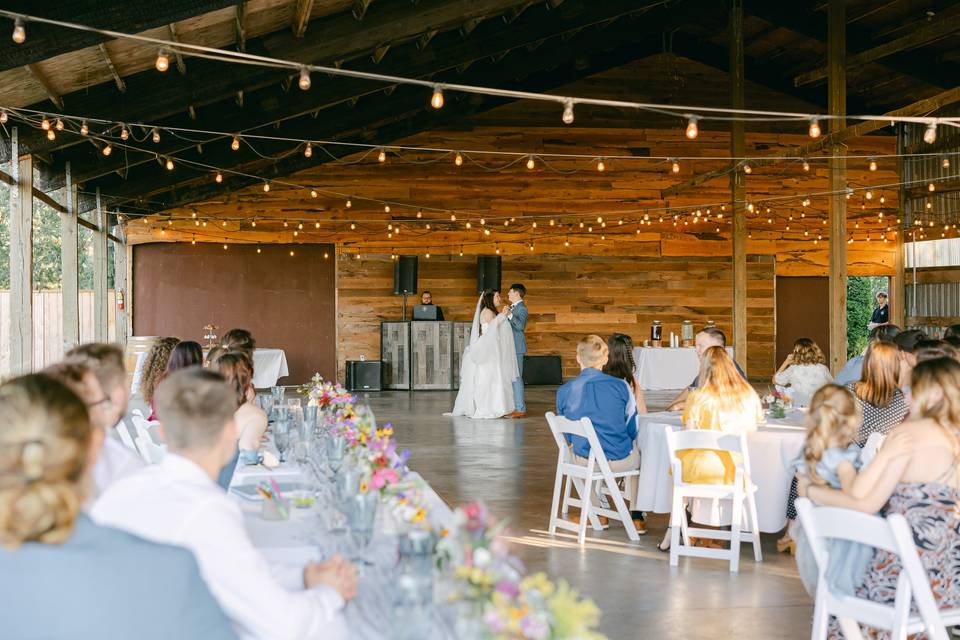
{"left": 764, "top": 387, "right": 793, "bottom": 419}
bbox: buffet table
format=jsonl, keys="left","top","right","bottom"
{"left": 634, "top": 410, "right": 806, "bottom": 533}
{"left": 632, "top": 346, "right": 734, "bottom": 390}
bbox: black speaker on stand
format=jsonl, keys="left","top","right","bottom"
{"left": 393, "top": 255, "right": 419, "bottom": 319}
{"left": 476, "top": 255, "right": 502, "bottom": 294}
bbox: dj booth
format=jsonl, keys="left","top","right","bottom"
{"left": 380, "top": 318, "right": 470, "bottom": 390}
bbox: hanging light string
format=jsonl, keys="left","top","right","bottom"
{"left": 3, "top": 104, "right": 959, "bottom": 168}
{"left": 1, "top": 11, "right": 959, "bottom": 133}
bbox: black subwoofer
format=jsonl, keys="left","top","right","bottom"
{"left": 345, "top": 360, "right": 382, "bottom": 392}
{"left": 393, "top": 256, "right": 419, "bottom": 295}
{"left": 476, "top": 255, "right": 502, "bottom": 294}
{"left": 522, "top": 355, "right": 563, "bottom": 385}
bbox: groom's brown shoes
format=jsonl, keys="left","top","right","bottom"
{"left": 506, "top": 410, "right": 526, "bottom": 418}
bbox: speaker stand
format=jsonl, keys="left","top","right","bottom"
{"left": 401, "top": 293, "right": 409, "bottom": 321}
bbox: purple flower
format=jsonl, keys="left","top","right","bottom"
{"left": 519, "top": 615, "right": 549, "bottom": 639}
{"left": 494, "top": 579, "right": 520, "bottom": 599}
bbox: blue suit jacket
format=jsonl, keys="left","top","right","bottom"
{"left": 508, "top": 300, "right": 528, "bottom": 354}
{"left": 0, "top": 514, "right": 237, "bottom": 640}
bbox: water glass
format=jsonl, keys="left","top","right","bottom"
{"left": 286, "top": 397, "right": 302, "bottom": 410}
{"left": 303, "top": 405, "right": 318, "bottom": 433}
{"left": 271, "top": 385, "right": 285, "bottom": 403}
{"left": 392, "top": 574, "right": 434, "bottom": 639}
{"left": 271, "top": 405, "right": 292, "bottom": 423}
{"left": 334, "top": 466, "right": 362, "bottom": 505}
{"left": 274, "top": 420, "right": 291, "bottom": 463}
{"left": 326, "top": 435, "right": 347, "bottom": 476}
{"left": 260, "top": 395, "right": 276, "bottom": 420}
{"left": 348, "top": 490, "right": 379, "bottom": 564}
{"left": 399, "top": 529, "right": 436, "bottom": 578}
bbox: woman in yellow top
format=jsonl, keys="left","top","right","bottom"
{"left": 659, "top": 346, "right": 763, "bottom": 550}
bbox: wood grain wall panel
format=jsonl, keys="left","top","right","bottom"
{"left": 337, "top": 254, "right": 776, "bottom": 380}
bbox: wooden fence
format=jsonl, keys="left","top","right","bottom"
{"left": 0, "top": 290, "right": 116, "bottom": 375}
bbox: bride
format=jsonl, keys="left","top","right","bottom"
{"left": 447, "top": 289, "right": 519, "bottom": 419}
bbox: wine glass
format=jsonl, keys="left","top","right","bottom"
{"left": 325, "top": 435, "right": 347, "bottom": 478}
{"left": 274, "top": 420, "right": 291, "bottom": 463}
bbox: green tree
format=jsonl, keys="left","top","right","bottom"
{"left": 847, "top": 276, "right": 874, "bottom": 359}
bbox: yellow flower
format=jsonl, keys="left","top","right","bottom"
{"left": 439, "top": 528, "right": 449, "bottom": 538}
{"left": 412, "top": 507, "right": 426, "bottom": 523}
{"left": 359, "top": 481, "right": 369, "bottom": 493}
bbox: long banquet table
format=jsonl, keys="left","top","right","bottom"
{"left": 632, "top": 346, "right": 734, "bottom": 390}
{"left": 634, "top": 410, "right": 806, "bottom": 533}
{"left": 227, "top": 442, "right": 456, "bottom": 639}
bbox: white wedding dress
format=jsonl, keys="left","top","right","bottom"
{"left": 447, "top": 297, "right": 519, "bottom": 419}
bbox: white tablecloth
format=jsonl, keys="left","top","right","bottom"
{"left": 131, "top": 347, "right": 289, "bottom": 393}
{"left": 634, "top": 410, "right": 806, "bottom": 533}
{"left": 632, "top": 346, "right": 735, "bottom": 390}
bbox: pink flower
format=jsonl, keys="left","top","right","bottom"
{"left": 370, "top": 468, "right": 399, "bottom": 489}
{"left": 494, "top": 579, "right": 519, "bottom": 599}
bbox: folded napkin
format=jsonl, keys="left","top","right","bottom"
{"left": 261, "top": 451, "right": 280, "bottom": 468}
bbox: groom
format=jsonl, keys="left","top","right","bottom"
{"left": 502, "top": 283, "right": 528, "bottom": 418}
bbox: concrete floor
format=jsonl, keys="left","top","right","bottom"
{"left": 366, "top": 386, "right": 813, "bottom": 639}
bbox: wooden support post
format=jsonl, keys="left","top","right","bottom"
{"left": 730, "top": 0, "right": 747, "bottom": 374}
{"left": 114, "top": 221, "right": 128, "bottom": 350}
{"left": 125, "top": 243, "right": 134, "bottom": 339}
{"left": 9, "top": 128, "right": 33, "bottom": 374}
{"left": 93, "top": 188, "right": 109, "bottom": 342}
{"left": 62, "top": 162, "right": 80, "bottom": 351}
{"left": 828, "top": 0, "right": 847, "bottom": 373}
{"left": 892, "top": 123, "right": 906, "bottom": 328}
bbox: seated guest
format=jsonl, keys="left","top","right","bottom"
{"left": 205, "top": 345, "right": 226, "bottom": 369}
{"left": 603, "top": 333, "right": 648, "bottom": 414}
{"left": 659, "top": 346, "right": 763, "bottom": 551}
{"left": 914, "top": 338, "right": 959, "bottom": 363}
{"left": 217, "top": 351, "right": 267, "bottom": 467}
{"left": 893, "top": 328, "right": 926, "bottom": 394}
{"left": 0, "top": 374, "right": 236, "bottom": 640}
{"left": 772, "top": 338, "right": 833, "bottom": 407}
{"left": 803, "top": 357, "right": 960, "bottom": 637}
{"left": 93, "top": 368, "right": 358, "bottom": 639}
{"left": 65, "top": 343, "right": 145, "bottom": 494}
{"left": 141, "top": 337, "right": 180, "bottom": 418}
{"left": 167, "top": 340, "right": 205, "bottom": 375}
{"left": 557, "top": 335, "right": 644, "bottom": 533}
{"left": 668, "top": 327, "right": 745, "bottom": 411}
{"left": 833, "top": 324, "right": 900, "bottom": 386}
{"left": 220, "top": 329, "right": 256, "bottom": 360}
{"left": 847, "top": 341, "right": 908, "bottom": 446}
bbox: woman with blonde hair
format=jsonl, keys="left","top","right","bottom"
{"left": 848, "top": 341, "right": 908, "bottom": 445}
{"left": 804, "top": 357, "right": 960, "bottom": 638}
{"left": 658, "top": 346, "right": 763, "bottom": 551}
{"left": 773, "top": 337, "right": 833, "bottom": 407}
{"left": 0, "top": 374, "right": 236, "bottom": 639}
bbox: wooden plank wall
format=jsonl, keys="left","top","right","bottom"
{"left": 337, "top": 253, "right": 775, "bottom": 381}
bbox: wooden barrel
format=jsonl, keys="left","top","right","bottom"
{"left": 125, "top": 336, "right": 159, "bottom": 393}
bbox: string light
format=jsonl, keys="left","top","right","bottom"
{"left": 262, "top": 182, "right": 270, "bottom": 192}
{"left": 46, "top": 129, "right": 55, "bottom": 140}
{"left": 102, "top": 143, "right": 112, "bottom": 156}
{"left": 450, "top": 214, "right": 456, "bottom": 221}
{"left": 304, "top": 143, "right": 312, "bottom": 158}
{"left": 808, "top": 118, "right": 821, "bottom": 138}
{"left": 384, "top": 204, "right": 391, "bottom": 213}
{"left": 346, "top": 199, "right": 352, "bottom": 209}
{"left": 869, "top": 158, "right": 877, "bottom": 171}
{"left": 743, "top": 163, "right": 752, "bottom": 174}
{"left": 155, "top": 49, "right": 170, "bottom": 72}
{"left": 526, "top": 156, "right": 535, "bottom": 170}
{"left": 215, "top": 171, "right": 223, "bottom": 183}
{"left": 120, "top": 126, "right": 129, "bottom": 141}
{"left": 943, "top": 157, "right": 951, "bottom": 169}
{"left": 671, "top": 159, "right": 680, "bottom": 174}
{"left": 561, "top": 99, "right": 574, "bottom": 125}
{"left": 257, "top": 245, "right": 261, "bottom": 254}
{"left": 152, "top": 128, "right": 160, "bottom": 143}
{"left": 315, "top": 222, "right": 320, "bottom": 228}
{"left": 310, "top": 189, "right": 318, "bottom": 198}
{"left": 596, "top": 158, "right": 605, "bottom": 172}
{"left": 165, "top": 157, "right": 174, "bottom": 171}
{"left": 0, "top": 110, "right": 7, "bottom": 124}
{"left": 298, "top": 67, "right": 311, "bottom": 91}
{"left": 802, "top": 159, "right": 809, "bottom": 172}
{"left": 378, "top": 149, "right": 387, "bottom": 163}
{"left": 12, "top": 18, "right": 25, "bottom": 44}
{"left": 231, "top": 136, "right": 241, "bottom": 151}
{"left": 430, "top": 86, "right": 444, "bottom": 109}
{"left": 929, "top": 182, "right": 936, "bottom": 192}
{"left": 924, "top": 121, "right": 938, "bottom": 144}
{"left": 41, "top": 116, "right": 50, "bottom": 130}
{"left": 865, "top": 190, "right": 872, "bottom": 200}
{"left": 54, "top": 118, "right": 63, "bottom": 131}
{"left": 223, "top": 244, "right": 228, "bottom": 250}
{"left": 454, "top": 152, "right": 463, "bottom": 166}
{"left": 685, "top": 116, "right": 699, "bottom": 140}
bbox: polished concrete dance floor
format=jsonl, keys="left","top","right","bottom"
{"left": 369, "top": 386, "right": 812, "bottom": 639}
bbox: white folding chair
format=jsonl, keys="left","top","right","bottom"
{"left": 545, "top": 412, "right": 639, "bottom": 545}
{"left": 795, "top": 497, "right": 958, "bottom": 640}
{"left": 115, "top": 417, "right": 138, "bottom": 451}
{"left": 130, "top": 411, "right": 166, "bottom": 464}
{"left": 664, "top": 427, "right": 762, "bottom": 572}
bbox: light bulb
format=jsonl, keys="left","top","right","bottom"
{"left": 943, "top": 157, "right": 951, "bottom": 169}
{"left": 257, "top": 246, "right": 261, "bottom": 254}
{"left": 304, "top": 143, "right": 312, "bottom": 158}
{"left": 310, "top": 190, "right": 318, "bottom": 198}
{"left": 120, "top": 126, "right": 129, "bottom": 141}
{"left": 165, "top": 158, "right": 174, "bottom": 171}
{"left": 152, "top": 129, "right": 160, "bottom": 143}
{"left": 450, "top": 214, "right": 456, "bottom": 221}
{"left": 215, "top": 171, "right": 223, "bottom": 183}
{"left": 430, "top": 86, "right": 444, "bottom": 109}
{"left": 298, "top": 67, "right": 311, "bottom": 91}
{"left": 41, "top": 116, "right": 50, "bottom": 130}
{"left": 416, "top": 210, "right": 422, "bottom": 218}
{"left": 743, "top": 163, "right": 752, "bottom": 174}
{"left": 384, "top": 204, "right": 391, "bottom": 213}
{"left": 378, "top": 149, "right": 386, "bottom": 163}
{"left": 869, "top": 158, "right": 877, "bottom": 171}
{"left": 315, "top": 222, "right": 320, "bottom": 228}
{"left": 263, "top": 182, "right": 270, "bottom": 192}
{"left": 802, "top": 159, "right": 809, "bottom": 172}
{"left": 156, "top": 49, "right": 170, "bottom": 72}
{"left": 350, "top": 223, "right": 356, "bottom": 230}
{"left": 526, "top": 156, "right": 535, "bottom": 170}
{"left": 866, "top": 190, "right": 872, "bottom": 200}
{"left": 685, "top": 116, "right": 699, "bottom": 140}
{"left": 346, "top": 199, "right": 352, "bottom": 209}
{"left": 231, "top": 136, "right": 240, "bottom": 151}
{"left": 929, "top": 182, "right": 936, "bottom": 192}
{"left": 54, "top": 118, "right": 63, "bottom": 131}
{"left": 46, "top": 129, "right": 55, "bottom": 140}
{"left": 596, "top": 159, "right": 605, "bottom": 172}
{"left": 808, "top": 118, "right": 821, "bottom": 138}
{"left": 561, "top": 99, "right": 574, "bottom": 125}
{"left": 12, "top": 18, "right": 25, "bottom": 44}
{"left": 298, "top": 222, "right": 303, "bottom": 230}
{"left": 454, "top": 152, "right": 462, "bottom": 166}
{"left": 223, "top": 244, "right": 228, "bottom": 250}
{"left": 0, "top": 111, "right": 6, "bottom": 124}
{"left": 80, "top": 121, "right": 88, "bottom": 135}
{"left": 924, "top": 121, "right": 937, "bottom": 144}
{"left": 102, "top": 144, "right": 112, "bottom": 156}
{"left": 671, "top": 159, "right": 680, "bottom": 174}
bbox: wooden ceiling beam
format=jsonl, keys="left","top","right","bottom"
{"left": 26, "top": 63, "right": 63, "bottom": 109}
{"left": 167, "top": 24, "right": 188, "bottom": 74}
{"left": 235, "top": 0, "right": 247, "bottom": 52}
{"left": 35, "top": 0, "right": 669, "bottom": 190}
{"left": 97, "top": 43, "right": 126, "bottom": 92}
{"left": 292, "top": 0, "right": 315, "bottom": 37}
{"left": 795, "top": 13, "right": 960, "bottom": 87}
{"left": 0, "top": 0, "right": 237, "bottom": 74}
{"left": 353, "top": 0, "right": 375, "bottom": 21}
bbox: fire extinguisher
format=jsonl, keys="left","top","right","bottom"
{"left": 117, "top": 290, "right": 125, "bottom": 310}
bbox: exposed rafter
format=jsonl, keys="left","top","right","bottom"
{"left": 167, "top": 24, "right": 188, "bottom": 74}
{"left": 293, "top": 0, "right": 315, "bottom": 37}
{"left": 98, "top": 43, "right": 126, "bottom": 93}
{"left": 353, "top": 0, "right": 375, "bottom": 21}
{"left": 235, "top": 0, "right": 247, "bottom": 52}
{"left": 27, "top": 64, "right": 63, "bottom": 109}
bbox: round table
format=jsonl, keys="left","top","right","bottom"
{"left": 131, "top": 347, "right": 289, "bottom": 393}
{"left": 632, "top": 346, "right": 734, "bottom": 390}
{"left": 634, "top": 410, "right": 806, "bottom": 533}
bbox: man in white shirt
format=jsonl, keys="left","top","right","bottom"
{"left": 66, "top": 343, "right": 145, "bottom": 493}
{"left": 93, "top": 368, "right": 358, "bottom": 640}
